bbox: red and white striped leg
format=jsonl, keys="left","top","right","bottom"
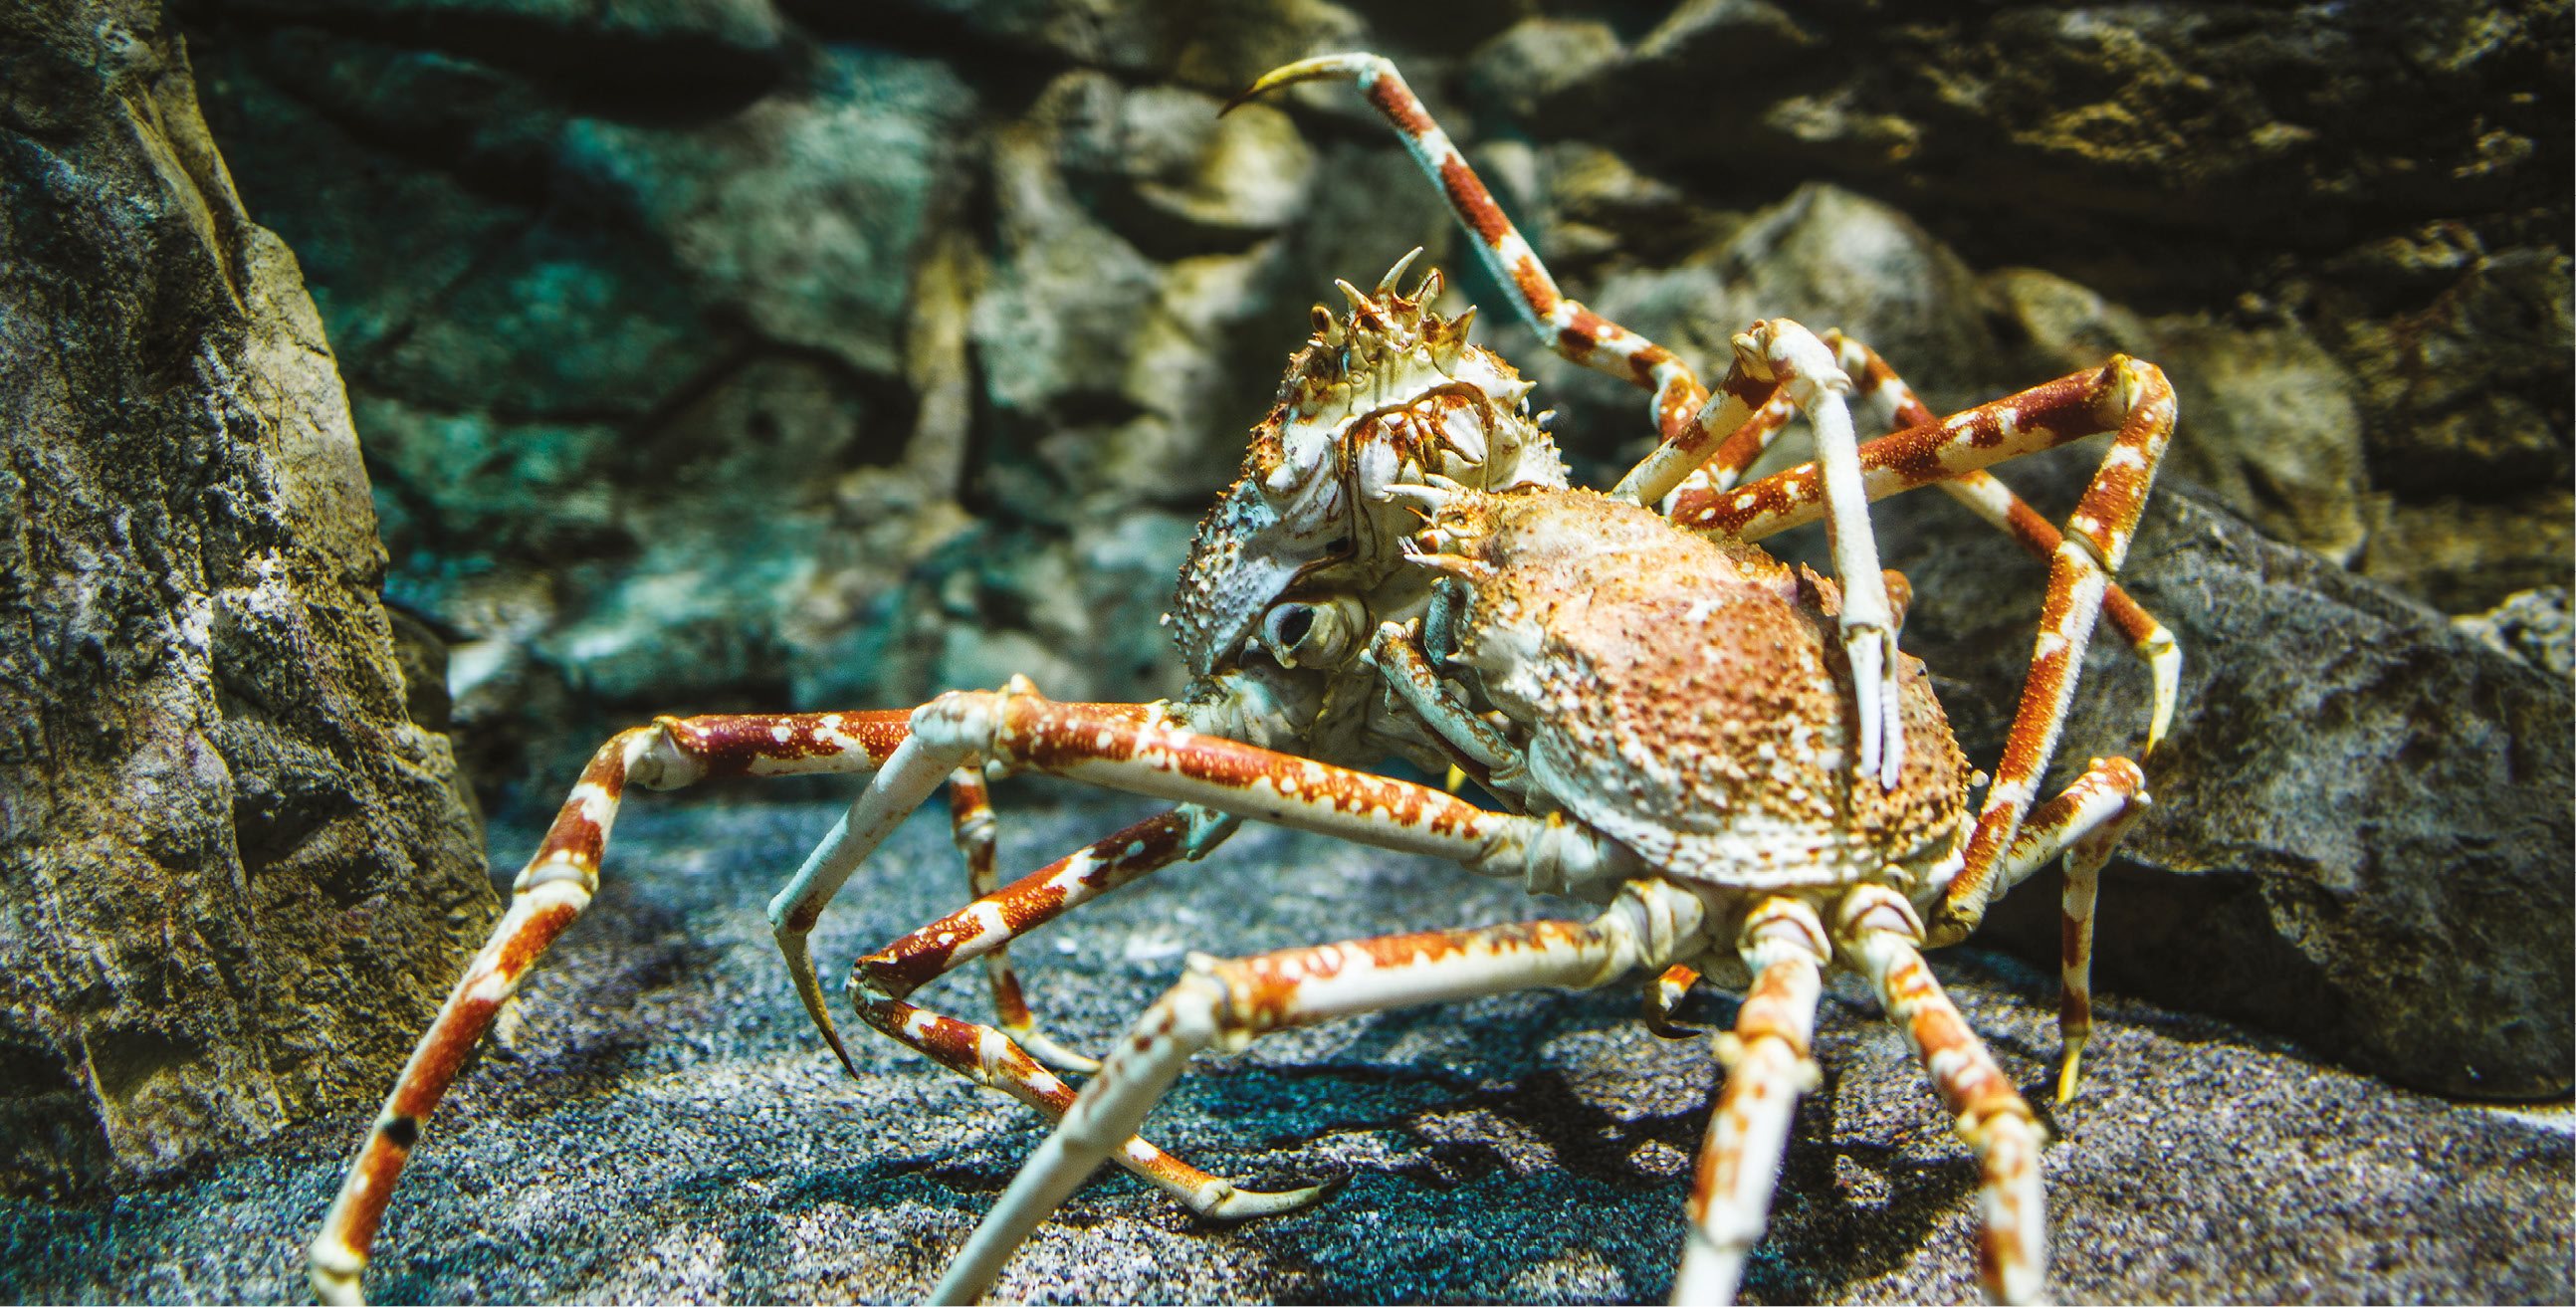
{"left": 309, "top": 709, "right": 913, "bottom": 1306}
{"left": 847, "top": 801, "right": 1314, "bottom": 1218}
{"left": 1828, "top": 334, "right": 2182, "bottom": 752}
{"left": 762, "top": 696, "right": 1173, "bottom": 1078}
{"left": 929, "top": 878, "right": 1714, "bottom": 1304}
{"left": 1229, "top": 54, "right": 1711, "bottom": 444}
{"left": 1667, "top": 355, "right": 2177, "bottom": 939}
{"left": 1836, "top": 888, "right": 2047, "bottom": 1306}
{"left": 764, "top": 680, "right": 1643, "bottom": 1078}
{"left": 943, "top": 767, "right": 1136, "bottom": 1073}
{"left": 1979, "top": 757, "right": 2150, "bottom": 1100}
{"left": 1672, "top": 898, "right": 1831, "bottom": 1307}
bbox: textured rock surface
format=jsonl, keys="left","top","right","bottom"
{"left": 0, "top": 800, "right": 2563, "bottom": 1303}
{"left": 0, "top": 0, "right": 495, "bottom": 1193}
{"left": 1881, "top": 476, "right": 2574, "bottom": 1099}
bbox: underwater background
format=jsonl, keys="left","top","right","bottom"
{"left": 0, "top": 0, "right": 2568, "bottom": 1301}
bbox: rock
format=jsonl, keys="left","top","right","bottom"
{"left": 2456, "top": 586, "right": 2574, "bottom": 681}
{"left": 2357, "top": 489, "right": 2576, "bottom": 615}
{"left": 0, "top": 0, "right": 495, "bottom": 1192}
{"left": 1462, "top": 17, "right": 1622, "bottom": 127}
{"left": 2128, "top": 315, "right": 2369, "bottom": 563}
{"left": 0, "top": 800, "right": 2561, "bottom": 1301}
{"left": 1884, "top": 475, "right": 2573, "bottom": 1099}
{"left": 863, "top": 0, "right": 1366, "bottom": 90}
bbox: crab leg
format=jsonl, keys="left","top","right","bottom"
{"left": 846, "top": 802, "right": 1323, "bottom": 1218}
{"left": 1837, "top": 887, "right": 2048, "bottom": 1306}
{"left": 943, "top": 767, "right": 1124, "bottom": 1073}
{"left": 1229, "top": 54, "right": 1710, "bottom": 445}
{"left": 1370, "top": 619, "right": 1533, "bottom": 802}
{"left": 1980, "top": 758, "right": 2150, "bottom": 1100}
{"left": 1738, "top": 320, "right": 1906, "bottom": 788}
{"left": 765, "top": 680, "right": 1643, "bottom": 1072}
{"left": 309, "top": 709, "right": 916, "bottom": 1306}
{"left": 1826, "top": 334, "right": 2182, "bottom": 752}
{"left": 1642, "top": 964, "right": 1706, "bottom": 1039}
{"left": 1673, "top": 899, "right": 1831, "bottom": 1307}
{"left": 1680, "top": 355, "right": 2175, "bottom": 902}
{"left": 930, "top": 878, "right": 1713, "bottom": 1304}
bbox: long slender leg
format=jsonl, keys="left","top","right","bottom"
{"left": 1229, "top": 54, "right": 1710, "bottom": 444}
{"left": 1737, "top": 321, "right": 1905, "bottom": 787}
{"left": 1974, "top": 757, "right": 2150, "bottom": 1101}
{"left": 764, "top": 679, "right": 1644, "bottom": 1072}
{"left": 763, "top": 695, "right": 1163, "bottom": 1077}
{"left": 930, "top": 878, "right": 1713, "bottom": 1305}
{"left": 1836, "top": 887, "right": 2047, "bottom": 1306}
{"left": 309, "top": 709, "right": 911, "bottom": 1306}
{"left": 1672, "top": 898, "right": 1831, "bottom": 1307}
{"left": 944, "top": 767, "right": 1104, "bottom": 1073}
{"left": 848, "top": 800, "right": 1319, "bottom": 1218}
{"left": 1828, "top": 334, "right": 2182, "bottom": 752}
{"left": 1670, "top": 354, "right": 2177, "bottom": 940}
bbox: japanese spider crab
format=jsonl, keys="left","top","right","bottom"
{"left": 309, "top": 52, "right": 2180, "bottom": 1307}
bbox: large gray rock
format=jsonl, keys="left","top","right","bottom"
{"left": 0, "top": 0, "right": 495, "bottom": 1192}
{"left": 0, "top": 800, "right": 2561, "bottom": 1302}
{"left": 1887, "top": 472, "right": 2573, "bottom": 1099}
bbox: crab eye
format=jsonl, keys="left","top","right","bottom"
{"left": 1259, "top": 597, "right": 1360, "bottom": 669}
{"left": 1271, "top": 604, "right": 1315, "bottom": 649}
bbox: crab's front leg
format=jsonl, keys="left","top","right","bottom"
{"left": 1673, "top": 898, "right": 1831, "bottom": 1307}
{"left": 844, "top": 802, "right": 1330, "bottom": 1219}
{"left": 311, "top": 709, "right": 915, "bottom": 1305}
{"left": 931, "top": 877, "right": 1713, "bottom": 1304}
{"left": 1366, "top": 615, "right": 1532, "bottom": 807}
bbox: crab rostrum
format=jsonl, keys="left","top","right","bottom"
{"left": 310, "top": 52, "right": 2181, "bottom": 1307}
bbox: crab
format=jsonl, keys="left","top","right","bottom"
{"left": 308, "top": 52, "right": 2180, "bottom": 1307}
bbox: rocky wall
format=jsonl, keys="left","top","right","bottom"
{"left": 0, "top": 0, "right": 497, "bottom": 1193}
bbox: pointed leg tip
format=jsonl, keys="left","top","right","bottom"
{"left": 1017, "top": 1029, "right": 1104, "bottom": 1077}
{"left": 308, "top": 1247, "right": 366, "bottom": 1307}
{"left": 2054, "top": 1044, "right": 2087, "bottom": 1104}
{"left": 1202, "top": 1167, "right": 1350, "bottom": 1222}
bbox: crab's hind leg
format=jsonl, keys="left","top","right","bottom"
{"left": 1983, "top": 757, "right": 2151, "bottom": 1099}
{"left": 1827, "top": 333, "right": 2182, "bottom": 753}
{"left": 1837, "top": 887, "right": 2048, "bottom": 1306}
{"left": 309, "top": 709, "right": 911, "bottom": 1306}
{"left": 1688, "top": 356, "right": 2178, "bottom": 1084}
{"left": 930, "top": 878, "right": 1712, "bottom": 1304}
{"left": 852, "top": 802, "right": 1321, "bottom": 1217}
{"left": 1673, "top": 899, "right": 1831, "bottom": 1307}
{"left": 944, "top": 766, "right": 1105, "bottom": 1073}
{"left": 1230, "top": 54, "right": 1710, "bottom": 444}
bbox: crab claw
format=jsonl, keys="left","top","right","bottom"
{"left": 1845, "top": 623, "right": 1905, "bottom": 789}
